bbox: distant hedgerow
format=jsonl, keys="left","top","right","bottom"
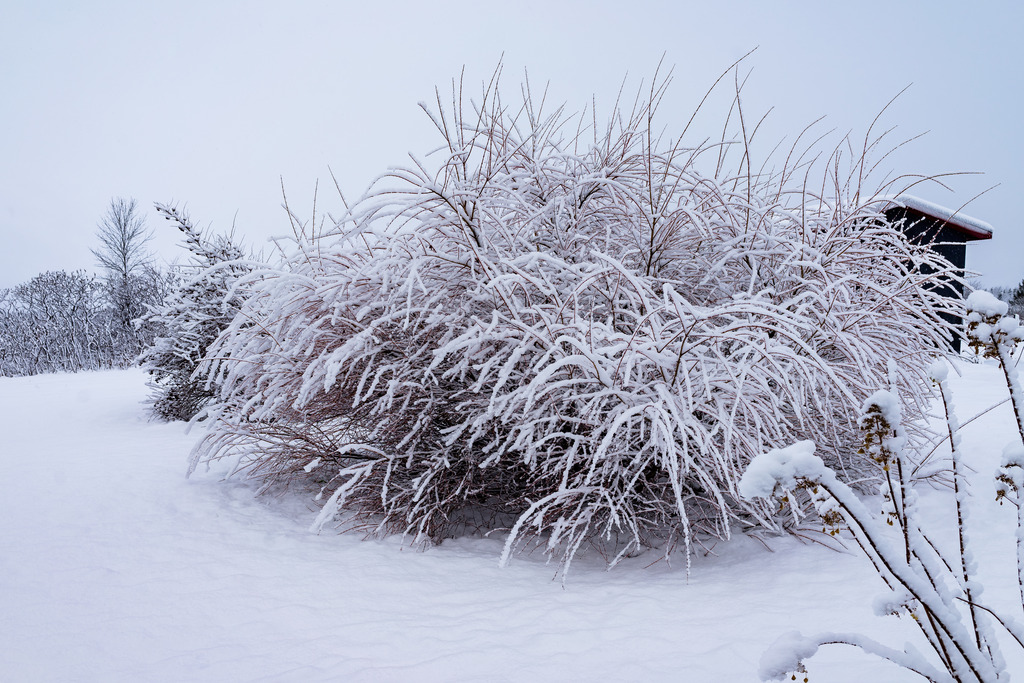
{"left": 0, "top": 270, "right": 118, "bottom": 376}
{"left": 190, "top": 68, "right": 963, "bottom": 576}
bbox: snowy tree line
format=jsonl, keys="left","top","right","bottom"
{"left": 0, "top": 264, "right": 176, "bottom": 377}
{"left": 986, "top": 283, "right": 1024, "bottom": 320}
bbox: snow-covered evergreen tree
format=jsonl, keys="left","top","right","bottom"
{"left": 140, "top": 203, "right": 256, "bottom": 421}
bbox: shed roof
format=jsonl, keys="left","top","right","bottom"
{"left": 878, "top": 195, "right": 993, "bottom": 241}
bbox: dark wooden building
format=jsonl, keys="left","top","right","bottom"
{"left": 882, "top": 195, "right": 993, "bottom": 350}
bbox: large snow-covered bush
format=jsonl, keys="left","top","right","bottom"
{"left": 191, "top": 73, "right": 963, "bottom": 573}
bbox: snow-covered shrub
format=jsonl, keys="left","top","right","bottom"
{"left": 0, "top": 270, "right": 118, "bottom": 376}
{"left": 0, "top": 267, "right": 171, "bottom": 377}
{"left": 744, "top": 294, "right": 1024, "bottom": 681}
{"left": 140, "top": 203, "right": 258, "bottom": 421}
{"left": 191, "top": 71, "right": 963, "bottom": 574}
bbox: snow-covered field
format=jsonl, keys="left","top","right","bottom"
{"left": 2, "top": 366, "right": 1022, "bottom": 682}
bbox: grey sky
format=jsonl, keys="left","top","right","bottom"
{"left": 2, "top": 1, "right": 1020, "bottom": 289}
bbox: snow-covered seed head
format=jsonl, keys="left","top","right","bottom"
{"left": 927, "top": 360, "right": 949, "bottom": 383}
{"left": 878, "top": 483, "right": 898, "bottom": 526}
{"left": 818, "top": 509, "right": 844, "bottom": 536}
{"left": 996, "top": 468, "right": 1021, "bottom": 506}
{"left": 798, "top": 482, "right": 844, "bottom": 535}
{"left": 966, "top": 290, "right": 1020, "bottom": 358}
{"left": 997, "top": 444, "right": 1024, "bottom": 504}
{"left": 858, "top": 392, "right": 900, "bottom": 468}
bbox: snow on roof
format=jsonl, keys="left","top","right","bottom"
{"left": 876, "top": 195, "right": 993, "bottom": 240}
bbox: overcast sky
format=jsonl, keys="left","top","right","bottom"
{"left": 2, "top": 1, "right": 1020, "bottom": 290}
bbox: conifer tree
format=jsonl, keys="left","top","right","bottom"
{"left": 140, "top": 203, "right": 256, "bottom": 421}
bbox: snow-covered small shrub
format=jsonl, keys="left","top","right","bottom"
{"left": 140, "top": 203, "right": 258, "bottom": 421}
{"left": 191, "top": 69, "right": 963, "bottom": 575}
{"left": 744, "top": 294, "right": 1024, "bottom": 682}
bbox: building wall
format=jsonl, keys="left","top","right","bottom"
{"left": 884, "top": 206, "right": 972, "bottom": 351}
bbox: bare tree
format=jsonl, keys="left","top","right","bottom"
{"left": 93, "top": 198, "right": 153, "bottom": 279}
{"left": 92, "top": 197, "right": 159, "bottom": 360}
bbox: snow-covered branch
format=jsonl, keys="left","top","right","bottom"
{"left": 744, "top": 318, "right": 1024, "bottom": 680}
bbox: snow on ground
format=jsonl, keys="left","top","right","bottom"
{"left": 1, "top": 365, "right": 1022, "bottom": 682}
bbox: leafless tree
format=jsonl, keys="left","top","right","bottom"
{"left": 93, "top": 198, "right": 153, "bottom": 278}
{"left": 92, "top": 197, "right": 160, "bottom": 360}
